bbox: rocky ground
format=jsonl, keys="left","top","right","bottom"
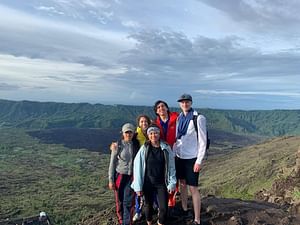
{"left": 79, "top": 195, "right": 300, "bottom": 225}
{"left": 3, "top": 194, "right": 299, "bottom": 225}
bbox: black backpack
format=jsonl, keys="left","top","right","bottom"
{"left": 192, "top": 115, "right": 210, "bottom": 160}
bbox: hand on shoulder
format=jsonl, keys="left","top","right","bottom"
{"left": 110, "top": 142, "right": 118, "bottom": 151}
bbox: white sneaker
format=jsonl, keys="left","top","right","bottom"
{"left": 132, "top": 212, "right": 142, "bottom": 222}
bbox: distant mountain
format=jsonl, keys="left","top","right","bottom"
{"left": 1, "top": 99, "right": 300, "bottom": 136}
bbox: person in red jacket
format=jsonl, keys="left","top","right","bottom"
{"left": 153, "top": 100, "right": 178, "bottom": 215}
{"left": 153, "top": 100, "right": 178, "bottom": 148}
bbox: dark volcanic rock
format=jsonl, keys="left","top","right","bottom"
{"left": 79, "top": 196, "right": 300, "bottom": 225}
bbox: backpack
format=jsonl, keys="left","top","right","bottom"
{"left": 192, "top": 115, "right": 210, "bottom": 160}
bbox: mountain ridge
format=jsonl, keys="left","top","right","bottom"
{"left": 1, "top": 99, "right": 300, "bottom": 136}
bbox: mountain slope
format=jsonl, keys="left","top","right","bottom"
{"left": 200, "top": 135, "right": 300, "bottom": 199}
{"left": 0, "top": 129, "right": 113, "bottom": 225}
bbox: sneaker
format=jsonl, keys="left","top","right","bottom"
{"left": 132, "top": 212, "right": 142, "bottom": 222}
{"left": 190, "top": 221, "right": 200, "bottom": 225}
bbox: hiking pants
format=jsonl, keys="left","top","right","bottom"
{"left": 114, "top": 174, "right": 135, "bottom": 225}
{"left": 143, "top": 182, "right": 168, "bottom": 224}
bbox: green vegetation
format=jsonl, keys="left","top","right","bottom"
{"left": 293, "top": 189, "right": 300, "bottom": 199}
{"left": 200, "top": 136, "right": 300, "bottom": 200}
{"left": 1, "top": 99, "right": 300, "bottom": 136}
{"left": 0, "top": 129, "right": 114, "bottom": 225}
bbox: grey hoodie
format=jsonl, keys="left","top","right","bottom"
{"left": 108, "top": 140, "right": 134, "bottom": 183}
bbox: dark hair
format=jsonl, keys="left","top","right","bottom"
{"left": 153, "top": 100, "right": 169, "bottom": 115}
{"left": 136, "top": 114, "right": 151, "bottom": 127}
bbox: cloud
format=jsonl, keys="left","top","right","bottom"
{"left": 0, "top": 82, "right": 20, "bottom": 91}
{"left": 195, "top": 90, "right": 300, "bottom": 97}
{"left": 33, "top": 0, "right": 114, "bottom": 23}
{"left": 116, "top": 29, "right": 300, "bottom": 104}
{"left": 0, "top": 53, "right": 139, "bottom": 103}
{"left": 0, "top": 53, "right": 126, "bottom": 88}
{"left": 34, "top": 6, "right": 65, "bottom": 15}
{"left": 122, "top": 29, "right": 300, "bottom": 79}
{"left": 0, "top": 4, "right": 133, "bottom": 69}
{"left": 198, "top": 0, "right": 300, "bottom": 32}
{"left": 121, "top": 20, "right": 140, "bottom": 28}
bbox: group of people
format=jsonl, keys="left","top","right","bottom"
{"left": 108, "top": 93, "right": 208, "bottom": 225}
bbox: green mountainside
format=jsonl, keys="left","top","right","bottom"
{"left": 1, "top": 99, "right": 300, "bottom": 136}
{"left": 200, "top": 135, "right": 300, "bottom": 200}
{"left": 0, "top": 129, "right": 111, "bottom": 225}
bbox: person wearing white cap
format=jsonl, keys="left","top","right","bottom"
{"left": 131, "top": 124, "right": 176, "bottom": 225}
{"left": 108, "top": 123, "right": 140, "bottom": 225}
{"left": 173, "top": 93, "right": 207, "bottom": 225}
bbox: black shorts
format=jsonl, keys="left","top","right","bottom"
{"left": 175, "top": 157, "right": 199, "bottom": 186}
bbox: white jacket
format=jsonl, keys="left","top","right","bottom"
{"left": 173, "top": 111, "right": 207, "bottom": 165}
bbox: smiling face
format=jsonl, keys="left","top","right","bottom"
{"left": 147, "top": 129, "right": 160, "bottom": 145}
{"left": 122, "top": 131, "right": 133, "bottom": 142}
{"left": 139, "top": 116, "right": 149, "bottom": 131}
{"left": 156, "top": 102, "right": 168, "bottom": 117}
{"left": 179, "top": 100, "right": 192, "bottom": 113}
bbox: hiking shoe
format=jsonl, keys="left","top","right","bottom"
{"left": 132, "top": 212, "right": 142, "bottom": 222}
{"left": 190, "top": 221, "right": 200, "bottom": 225}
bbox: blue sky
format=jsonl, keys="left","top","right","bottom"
{"left": 0, "top": 0, "right": 300, "bottom": 110}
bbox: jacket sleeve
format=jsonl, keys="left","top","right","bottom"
{"left": 167, "top": 146, "right": 177, "bottom": 192}
{"left": 108, "top": 148, "right": 118, "bottom": 183}
{"left": 196, "top": 115, "right": 207, "bottom": 165}
{"left": 131, "top": 146, "right": 144, "bottom": 192}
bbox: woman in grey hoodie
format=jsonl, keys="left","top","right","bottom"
{"left": 108, "top": 123, "right": 140, "bottom": 225}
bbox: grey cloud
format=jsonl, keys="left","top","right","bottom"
{"left": 0, "top": 20, "right": 122, "bottom": 70}
{"left": 45, "top": 76, "right": 72, "bottom": 82}
{"left": 117, "top": 29, "right": 300, "bottom": 96}
{"left": 0, "top": 82, "right": 20, "bottom": 91}
{"left": 121, "top": 30, "right": 299, "bottom": 76}
{"left": 30, "top": 86, "right": 48, "bottom": 90}
{"left": 198, "top": 0, "right": 300, "bottom": 31}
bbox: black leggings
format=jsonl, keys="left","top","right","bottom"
{"left": 143, "top": 181, "right": 168, "bottom": 224}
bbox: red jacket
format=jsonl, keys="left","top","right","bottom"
{"left": 155, "top": 111, "right": 178, "bottom": 148}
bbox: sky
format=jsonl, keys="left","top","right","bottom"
{"left": 1, "top": 0, "right": 300, "bottom": 110}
